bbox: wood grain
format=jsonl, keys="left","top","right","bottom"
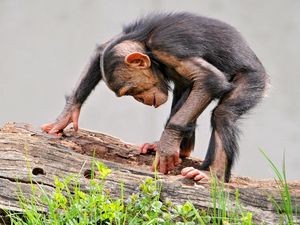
{"left": 0, "top": 122, "right": 299, "bottom": 224}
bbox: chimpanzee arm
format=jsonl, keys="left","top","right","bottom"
{"left": 152, "top": 51, "right": 233, "bottom": 173}
{"left": 42, "top": 45, "right": 104, "bottom": 135}
{"left": 70, "top": 45, "right": 104, "bottom": 106}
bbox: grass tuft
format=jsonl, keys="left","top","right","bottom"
{"left": 260, "top": 149, "right": 298, "bottom": 225}
{"left": 3, "top": 150, "right": 297, "bottom": 225}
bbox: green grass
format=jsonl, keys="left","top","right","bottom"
{"left": 6, "top": 161, "right": 212, "bottom": 225}
{"left": 260, "top": 150, "right": 298, "bottom": 225}
{"left": 3, "top": 152, "right": 298, "bottom": 225}
{"left": 209, "top": 176, "right": 253, "bottom": 225}
{"left": 5, "top": 161, "right": 252, "bottom": 225}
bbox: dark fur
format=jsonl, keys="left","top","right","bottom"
{"left": 67, "top": 45, "right": 103, "bottom": 105}
{"left": 71, "top": 12, "right": 268, "bottom": 182}
{"left": 124, "top": 13, "right": 267, "bottom": 182}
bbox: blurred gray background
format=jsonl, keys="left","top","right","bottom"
{"left": 1, "top": 0, "right": 299, "bottom": 179}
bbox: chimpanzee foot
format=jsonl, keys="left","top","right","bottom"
{"left": 139, "top": 142, "right": 158, "bottom": 154}
{"left": 181, "top": 167, "right": 209, "bottom": 181}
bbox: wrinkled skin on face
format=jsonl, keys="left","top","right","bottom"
{"left": 119, "top": 84, "right": 168, "bottom": 108}
{"left": 113, "top": 52, "right": 168, "bottom": 108}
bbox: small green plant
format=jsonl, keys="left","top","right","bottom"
{"left": 260, "top": 150, "right": 298, "bottom": 225}
{"left": 7, "top": 161, "right": 211, "bottom": 225}
{"left": 5, "top": 152, "right": 296, "bottom": 225}
{"left": 209, "top": 175, "right": 254, "bottom": 225}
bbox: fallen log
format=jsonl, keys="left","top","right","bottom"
{"left": 0, "top": 122, "right": 299, "bottom": 224}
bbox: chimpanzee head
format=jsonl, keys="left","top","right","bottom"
{"left": 101, "top": 40, "right": 168, "bottom": 108}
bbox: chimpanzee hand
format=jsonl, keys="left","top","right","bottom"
{"left": 151, "top": 129, "right": 182, "bottom": 174}
{"left": 41, "top": 105, "right": 81, "bottom": 136}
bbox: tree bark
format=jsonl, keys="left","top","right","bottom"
{"left": 0, "top": 122, "right": 299, "bottom": 224}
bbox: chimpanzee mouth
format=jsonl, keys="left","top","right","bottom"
{"left": 153, "top": 94, "right": 157, "bottom": 108}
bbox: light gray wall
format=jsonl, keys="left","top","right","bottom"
{"left": 1, "top": 0, "right": 299, "bottom": 179}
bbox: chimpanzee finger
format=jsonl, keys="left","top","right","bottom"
{"left": 72, "top": 110, "right": 80, "bottom": 131}
{"left": 181, "top": 167, "right": 195, "bottom": 176}
{"left": 149, "top": 143, "right": 158, "bottom": 151}
{"left": 48, "top": 128, "right": 63, "bottom": 137}
{"left": 49, "top": 125, "right": 63, "bottom": 135}
{"left": 166, "top": 156, "right": 176, "bottom": 171}
{"left": 184, "top": 169, "right": 203, "bottom": 179}
{"left": 140, "top": 143, "right": 157, "bottom": 154}
{"left": 174, "top": 152, "right": 182, "bottom": 166}
{"left": 52, "top": 131, "right": 63, "bottom": 137}
{"left": 41, "top": 123, "right": 53, "bottom": 133}
{"left": 194, "top": 173, "right": 208, "bottom": 181}
{"left": 140, "top": 143, "right": 151, "bottom": 154}
{"left": 158, "top": 156, "right": 168, "bottom": 174}
{"left": 139, "top": 143, "right": 146, "bottom": 153}
{"left": 48, "top": 120, "right": 69, "bottom": 135}
{"left": 42, "top": 123, "right": 63, "bottom": 137}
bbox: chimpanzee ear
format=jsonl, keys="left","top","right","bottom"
{"left": 125, "top": 52, "right": 151, "bottom": 68}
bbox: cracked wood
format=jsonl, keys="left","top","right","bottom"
{"left": 0, "top": 122, "right": 299, "bottom": 224}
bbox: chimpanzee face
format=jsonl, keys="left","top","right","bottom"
{"left": 110, "top": 52, "right": 168, "bottom": 108}
{"left": 102, "top": 40, "right": 168, "bottom": 108}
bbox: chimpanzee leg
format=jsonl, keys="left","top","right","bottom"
{"left": 200, "top": 71, "right": 268, "bottom": 182}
